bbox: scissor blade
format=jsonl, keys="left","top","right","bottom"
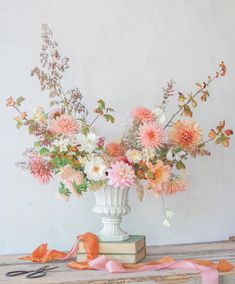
{"left": 44, "top": 265, "right": 59, "bottom": 271}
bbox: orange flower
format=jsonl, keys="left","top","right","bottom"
{"left": 14, "top": 112, "right": 27, "bottom": 122}
{"left": 105, "top": 142, "right": 123, "bottom": 157}
{"left": 6, "top": 96, "right": 16, "bottom": 107}
{"left": 147, "top": 160, "right": 171, "bottom": 196}
{"left": 169, "top": 120, "right": 202, "bottom": 151}
{"left": 162, "top": 179, "right": 186, "bottom": 195}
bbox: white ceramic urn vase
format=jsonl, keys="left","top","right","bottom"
{"left": 93, "top": 186, "right": 130, "bottom": 241}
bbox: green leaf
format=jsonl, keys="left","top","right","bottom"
{"left": 51, "top": 156, "right": 70, "bottom": 168}
{"left": 81, "top": 126, "right": 90, "bottom": 135}
{"left": 176, "top": 161, "right": 185, "bottom": 170}
{"left": 39, "top": 147, "right": 50, "bottom": 156}
{"left": 174, "top": 147, "right": 183, "bottom": 153}
{"left": 72, "top": 180, "right": 88, "bottom": 195}
{"left": 106, "top": 107, "right": 114, "bottom": 112}
{"left": 215, "top": 137, "right": 222, "bottom": 144}
{"left": 16, "top": 96, "right": 25, "bottom": 106}
{"left": 34, "top": 141, "right": 41, "bottom": 148}
{"left": 97, "top": 99, "right": 105, "bottom": 109}
{"left": 28, "top": 124, "right": 35, "bottom": 135}
{"left": 103, "top": 114, "right": 115, "bottom": 123}
{"left": 16, "top": 121, "right": 22, "bottom": 129}
{"left": 58, "top": 182, "right": 71, "bottom": 196}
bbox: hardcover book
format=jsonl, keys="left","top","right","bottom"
{"left": 77, "top": 247, "right": 146, "bottom": 264}
{"left": 79, "top": 235, "right": 145, "bottom": 254}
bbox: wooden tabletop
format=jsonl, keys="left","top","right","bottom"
{"left": 1, "top": 240, "right": 235, "bottom": 284}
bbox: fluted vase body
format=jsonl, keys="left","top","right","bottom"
{"left": 93, "top": 186, "right": 130, "bottom": 241}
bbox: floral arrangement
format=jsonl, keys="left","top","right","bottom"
{"left": 7, "top": 25, "right": 233, "bottom": 226}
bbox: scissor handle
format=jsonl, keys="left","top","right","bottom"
{"left": 6, "top": 270, "right": 32, "bottom": 277}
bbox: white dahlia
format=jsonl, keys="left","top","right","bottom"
{"left": 84, "top": 157, "right": 107, "bottom": 181}
{"left": 77, "top": 132, "right": 98, "bottom": 153}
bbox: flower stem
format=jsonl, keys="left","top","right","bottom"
{"left": 89, "top": 114, "right": 101, "bottom": 128}
{"left": 163, "top": 76, "right": 217, "bottom": 129}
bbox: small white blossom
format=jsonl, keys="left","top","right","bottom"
{"left": 166, "top": 148, "right": 186, "bottom": 161}
{"left": 77, "top": 132, "right": 98, "bottom": 153}
{"left": 142, "top": 147, "right": 156, "bottom": 161}
{"left": 165, "top": 208, "right": 174, "bottom": 218}
{"left": 54, "top": 136, "right": 78, "bottom": 152}
{"left": 32, "top": 106, "right": 46, "bottom": 124}
{"left": 84, "top": 157, "right": 107, "bottom": 181}
{"left": 126, "top": 149, "right": 142, "bottom": 163}
{"left": 163, "top": 209, "right": 174, "bottom": 227}
{"left": 163, "top": 218, "right": 171, "bottom": 227}
{"left": 153, "top": 107, "right": 166, "bottom": 124}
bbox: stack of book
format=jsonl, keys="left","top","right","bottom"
{"left": 77, "top": 235, "right": 146, "bottom": 264}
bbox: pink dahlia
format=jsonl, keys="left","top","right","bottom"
{"left": 29, "top": 155, "right": 52, "bottom": 184}
{"left": 162, "top": 180, "right": 187, "bottom": 195}
{"left": 169, "top": 120, "right": 202, "bottom": 151}
{"left": 139, "top": 122, "right": 164, "bottom": 148}
{"left": 107, "top": 161, "right": 135, "bottom": 189}
{"left": 131, "top": 107, "right": 155, "bottom": 123}
{"left": 50, "top": 114, "right": 79, "bottom": 136}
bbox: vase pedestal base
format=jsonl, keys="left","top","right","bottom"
{"left": 97, "top": 217, "right": 129, "bottom": 242}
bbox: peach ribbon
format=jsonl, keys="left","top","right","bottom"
{"left": 20, "top": 232, "right": 233, "bottom": 284}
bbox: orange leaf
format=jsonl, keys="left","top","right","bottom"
{"left": 219, "top": 61, "right": 227, "bottom": 76}
{"left": 216, "top": 120, "right": 225, "bottom": 133}
{"left": 6, "top": 96, "right": 16, "bottom": 107}
{"left": 208, "top": 129, "right": 216, "bottom": 139}
{"left": 196, "top": 82, "right": 202, "bottom": 89}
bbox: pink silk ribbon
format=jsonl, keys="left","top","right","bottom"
{"left": 88, "top": 255, "right": 219, "bottom": 284}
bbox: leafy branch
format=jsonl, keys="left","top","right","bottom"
{"left": 164, "top": 62, "right": 227, "bottom": 129}
{"left": 89, "top": 99, "right": 115, "bottom": 128}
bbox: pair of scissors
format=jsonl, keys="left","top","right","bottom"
{"left": 6, "top": 265, "right": 58, "bottom": 278}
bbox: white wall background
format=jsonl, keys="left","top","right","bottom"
{"left": 1, "top": 0, "right": 235, "bottom": 254}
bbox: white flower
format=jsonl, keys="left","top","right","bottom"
{"left": 163, "top": 209, "right": 174, "bottom": 227}
{"left": 165, "top": 208, "right": 174, "bottom": 218}
{"left": 153, "top": 107, "right": 166, "bottom": 124}
{"left": 163, "top": 218, "right": 171, "bottom": 227}
{"left": 54, "top": 136, "right": 78, "bottom": 152}
{"left": 84, "top": 157, "right": 107, "bottom": 181}
{"left": 33, "top": 106, "right": 46, "bottom": 124}
{"left": 126, "top": 149, "right": 142, "bottom": 163}
{"left": 78, "top": 153, "right": 95, "bottom": 167}
{"left": 141, "top": 147, "right": 156, "bottom": 161}
{"left": 77, "top": 132, "right": 98, "bottom": 153}
{"left": 166, "top": 148, "right": 186, "bottom": 161}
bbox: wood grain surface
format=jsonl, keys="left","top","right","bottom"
{"left": 1, "top": 241, "right": 235, "bottom": 283}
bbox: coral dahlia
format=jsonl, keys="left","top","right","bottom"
{"left": 131, "top": 107, "right": 155, "bottom": 123}
{"left": 29, "top": 155, "right": 52, "bottom": 184}
{"left": 50, "top": 114, "right": 79, "bottom": 136}
{"left": 139, "top": 122, "right": 164, "bottom": 149}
